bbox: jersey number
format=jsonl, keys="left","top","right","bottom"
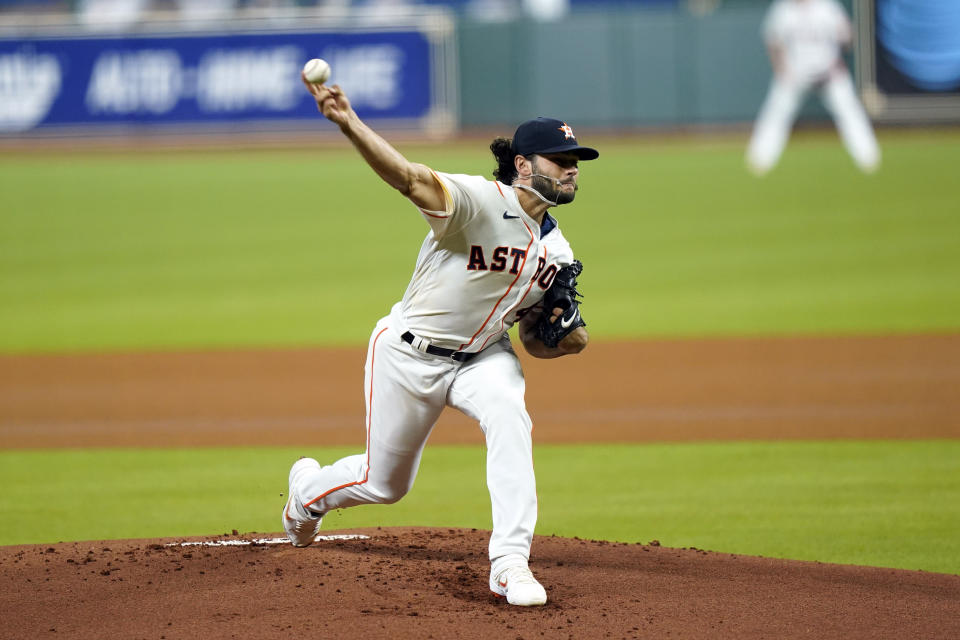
{"left": 531, "top": 257, "right": 559, "bottom": 289}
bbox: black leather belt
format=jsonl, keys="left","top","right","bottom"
{"left": 401, "top": 331, "right": 476, "bottom": 362}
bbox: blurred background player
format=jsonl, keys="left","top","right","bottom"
{"left": 746, "top": 0, "right": 881, "bottom": 175}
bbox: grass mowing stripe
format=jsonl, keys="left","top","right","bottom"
{"left": 2, "top": 131, "right": 959, "bottom": 353}
{"left": 535, "top": 441, "right": 960, "bottom": 575}
{"left": 2, "top": 441, "right": 957, "bottom": 575}
{"left": 577, "top": 136, "right": 960, "bottom": 339}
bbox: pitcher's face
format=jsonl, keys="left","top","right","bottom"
{"left": 532, "top": 153, "right": 580, "bottom": 205}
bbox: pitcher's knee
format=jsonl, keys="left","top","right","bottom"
{"left": 368, "top": 481, "right": 411, "bottom": 504}
{"left": 489, "top": 393, "right": 527, "bottom": 418}
{"left": 486, "top": 409, "right": 531, "bottom": 433}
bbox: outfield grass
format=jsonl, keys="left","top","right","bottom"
{"left": 1, "top": 129, "right": 959, "bottom": 353}
{"left": 1, "top": 441, "right": 958, "bottom": 575}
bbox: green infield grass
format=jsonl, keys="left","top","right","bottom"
{"left": 2, "top": 128, "right": 959, "bottom": 354}
{"left": 2, "top": 441, "right": 958, "bottom": 575}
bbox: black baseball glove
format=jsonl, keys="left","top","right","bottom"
{"left": 535, "top": 260, "right": 586, "bottom": 348}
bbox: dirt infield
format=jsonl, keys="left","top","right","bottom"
{"left": 3, "top": 334, "right": 959, "bottom": 449}
{"left": 2, "top": 333, "right": 959, "bottom": 638}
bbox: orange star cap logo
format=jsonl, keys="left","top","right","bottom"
{"left": 558, "top": 123, "right": 574, "bottom": 139}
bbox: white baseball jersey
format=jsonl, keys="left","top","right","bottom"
{"left": 291, "top": 171, "right": 577, "bottom": 566}
{"left": 763, "top": 0, "right": 851, "bottom": 84}
{"left": 392, "top": 171, "right": 575, "bottom": 353}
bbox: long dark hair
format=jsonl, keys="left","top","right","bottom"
{"left": 490, "top": 137, "right": 518, "bottom": 184}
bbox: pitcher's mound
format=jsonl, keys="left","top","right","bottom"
{"left": 2, "top": 527, "right": 958, "bottom": 639}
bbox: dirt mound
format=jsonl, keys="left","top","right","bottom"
{"left": 2, "top": 527, "right": 957, "bottom": 639}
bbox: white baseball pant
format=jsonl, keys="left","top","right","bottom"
{"left": 747, "top": 71, "right": 880, "bottom": 174}
{"left": 291, "top": 314, "right": 538, "bottom": 562}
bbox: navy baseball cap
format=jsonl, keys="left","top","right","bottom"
{"left": 512, "top": 117, "right": 599, "bottom": 160}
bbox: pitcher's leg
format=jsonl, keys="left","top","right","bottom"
{"left": 448, "top": 339, "right": 537, "bottom": 562}
{"left": 292, "top": 322, "right": 450, "bottom": 515}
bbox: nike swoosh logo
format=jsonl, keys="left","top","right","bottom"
{"left": 560, "top": 309, "right": 579, "bottom": 329}
{"left": 503, "top": 211, "right": 520, "bottom": 219}
{"left": 499, "top": 579, "right": 508, "bottom": 588}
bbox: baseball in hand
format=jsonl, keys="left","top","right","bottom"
{"left": 303, "top": 58, "right": 331, "bottom": 84}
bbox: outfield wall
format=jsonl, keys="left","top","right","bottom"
{"left": 1, "top": 2, "right": 883, "bottom": 137}
{"left": 457, "top": 5, "right": 831, "bottom": 129}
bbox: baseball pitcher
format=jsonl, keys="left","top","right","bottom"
{"left": 282, "top": 75, "right": 597, "bottom": 606}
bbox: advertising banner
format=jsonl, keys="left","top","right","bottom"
{"left": 0, "top": 15, "right": 456, "bottom": 134}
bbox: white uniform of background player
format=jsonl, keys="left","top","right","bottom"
{"left": 746, "top": 0, "right": 880, "bottom": 174}
{"left": 283, "top": 76, "right": 597, "bottom": 607}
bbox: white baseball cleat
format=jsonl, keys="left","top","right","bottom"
{"left": 489, "top": 564, "right": 548, "bottom": 606}
{"left": 282, "top": 457, "right": 323, "bottom": 547}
